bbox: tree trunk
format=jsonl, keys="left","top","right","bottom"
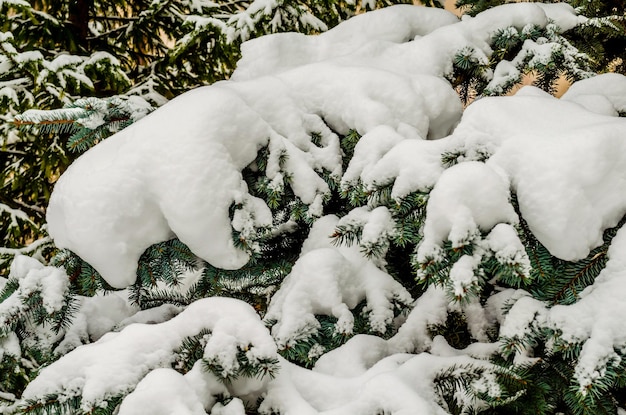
{"left": 68, "top": 0, "right": 92, "bottom": 50}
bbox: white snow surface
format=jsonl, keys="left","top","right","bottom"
{"left": 46, "top": 2, "right": 592, "bottom": 288}
{"left": 561, "top": 72, "right": 626, "bottom": 115}
{"left": 118, "top": 368, "right": 207, "bottom": 415}
{"left": 418, "top": 161, "right": 517, "bottom": 257}
{"left": 480, "top": 92, "right": 626, "bottom": 260}
{"left": 388, "top": 87, "right": 626, "bottom": 262}
{"left": 258, "top": 353, "right": 497, "bottom": 415}
{"left": 0, "top": 255, "right": 69, "bottom": 320}
{"left": 55, "top": 291, "right": 138, "bottom": 355}
{"left": 266, "top": 215, "right": 413, "bottom": 347}
{"left": 499, "top": 227, "right": 626, "bottom": 391}
{"left": 233, "top": 5, "right": 459, "bottom": 81}
{"left": 22, "top": 297, "right": 276, "bottom": 410}
{"left": 33, "top": 2, "right": 626, "bottom": 411}
{"left": 549, "top": 226, "right": 626, "bottom": 392}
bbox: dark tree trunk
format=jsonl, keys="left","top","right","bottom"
{"left": 68, "top": 0, "right": 92, "bottom": 50}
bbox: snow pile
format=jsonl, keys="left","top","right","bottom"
{"left": 232, "top": 5, "right": 459, "bottom": 80}
{"left": 561, "top": 72, "right": 626, "bottom": 115}
{"left": 259, "top": 353, "right": 497, "bottom": 414}
{"left": 54, "top": 292, "right": 140, "bottom": 355}
{"left": 481, "top": 92, "right": 626, "bottom": 260}
{"left": 117, "top": 366, "right": 232, "bottom": 415}
{"left": 22, "top": 297, "right": 276, "bottom": 411}
{"left": 46, "top": 56, "right": 459, "bottom": 289}
{"left": 0, "top": 255, "right": 69, "bottom": 317}
{"left": 118, "top": 368, "right": 207, "bottom": 415}
{"left": 417, "top": 161, "right": 517, "bottom": 255}
{"left": 46, "top": 3, "right": 589, "bottom": 289}
{"left": 30, "top": 2, "right": 626, "bottom": 413}
{"left": 266, "top": 215, "right": 413, "bottom": 348}
{"left": 366, "top": 88, "right": 626, "bottom": 263}
{"left": 0, "top": 256, "right": 70, "bottom": 357}
{"left": 558, "top": 226, "right": 626, "bottom": 392}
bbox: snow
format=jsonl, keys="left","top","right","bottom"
{"left": 388, "top": 285, "right": 449, "bottom": 354}
{"left": 22, "top": 2, "right": 626, "bottom": 413}
{"left": 233, "top": 5, "right": 459, "bottom": 81}
{"left": 210, "top": 398, "right": 246, "bottom": 415}
{"left": 22, "top": 297, "right": 276, "bottom": 411}
{"left": 482, "top": 94, "right": 626, "bottom": 260}
{"left": 0, "top": 255, "right": 69, "bottom": 317}
{"left": 266, "top": 215, "right": 413, "bottom": 347}
{"left": 55, "top": 292, "right": 139, "bottom": 355}
{"left": 0, "top": 332, "right": 20, "bottom": 360}
{"left": 47, "top": 86, "right": 276, "bottom": 288}
{"left": 49, "top": 2, "right": 591, "bottom": 287}
{"left": 485, "top": 224, "right": 530, "bottom": 271}
{"left": 48, "top": 2, "right": 488, "bottom": 287}
{"left": 561, "top": 72, "right": 626, "bottom": 114}
{"left": 341, "top": 126, "right": 405, "bottom": 190}
{"left": 549, "top": 226, "right": 626, "bottom": 392}
{"left": 497, "top": 226, "right": 626, "bottom": 391}
{"left": 45, "top": 54, "right": 84, "bottom": 71}
{"left": 418, "top": 161, "right": 516, "bottom": 253}
{"left": 118, "top": 369, "right": 207, "bottom": 415}
{"left": 259, "top": 354, "right": 494, "bottom": 414}
{"left": 449, "top": 255, "right": 481, "bottom": 299}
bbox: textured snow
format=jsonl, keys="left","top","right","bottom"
{"left": 47, "top": 57, "right": 458, "bottom": 288}
{"left": 118, "top": 368, "right": 207, "bottom": 415}
{"left": 259, "top": 353, "right": 495, "bottom": 415}
{"left": 550, "top": 226, "right": 626, "bottom": 392}
{"left": 0, "top": 255, "right": 69, "bottom": 316}
{"left": 0, "top": 332, "right": 20, "bottom": 360}
{"left": 233, "top": 5, "right": 459, "bottom": 81}
{"left": 388, "top": 285, "right": 450, "bottom": 354}
{"left": 210, "top": 398, "right": 246, "bottom": 415}
{"left": 266, "top": 215, "right": 413, "bottom": 347}
{"left": 499, "top": 227, "right": 626, "bottom": 391}
{"left": 117, "top": 361, "right": 231, "bottom": 415}
{"left": 486, "top": 224, "right": 530, "bottom": 271}
{"left": 55, "top": 292, "right": 138, "bottom": 355}
{"left": 22, "top": 297, "right": 276, "bottom": 410}
{"left": 561, "top": 72, "right": 626, "bottom": 115}
{"left": 383, "top": 88, "right": 626, "bottom": 262}
{"left": 46, "top": 3, "right": 590, "bottom": 288}
{"left": 30, "top": 2, "right": 626, "bottom": 412}
{"left": 481, "top": 93, "right": 626, "bottom": 260}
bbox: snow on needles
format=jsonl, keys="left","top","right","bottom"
{"left": 37, "top": 2, "right": 626, "bottom": 412}
{"left": 46, "top": 2, "right": 592, "bottom": 288}
{"left": 266, "top": 215, "right": 413, "bottom": 348}
{"left": 22, "top": 297, "right": 276, "bottom": 411}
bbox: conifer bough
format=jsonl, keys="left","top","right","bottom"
{"left": 2, "top": 3, "right": 626, "bottom": 415}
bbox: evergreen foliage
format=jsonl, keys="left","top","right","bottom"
{"left": 450, "top": 22, "right": 593, "bottom": 102}
{"left": 0, "top": 0, "right": 410, "bottom": 275}
{"left": 1, "top": 2, "right": 626, "bottom": 415}
{"left": 455, "top": 0, "right": 626, "bottom": 75}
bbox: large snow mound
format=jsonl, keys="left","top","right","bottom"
{"left": 45, "top": 3, "right": 598, "bottom": 289}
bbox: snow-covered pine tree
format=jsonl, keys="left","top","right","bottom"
{"left": 0, "top": 0, "right": 412, "bottom": 275}
{"left": 3, "top": 2, "right": 626, "bottom": 415}
{"left": 455, "top": 0, "right": 626, "bottom": 77}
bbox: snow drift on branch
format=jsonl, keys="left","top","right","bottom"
{"left": 26, "top": 2, "right": 626, "bottom": 413}
{"left": 46, "top": 2, "right": 590, "bottom": 289}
